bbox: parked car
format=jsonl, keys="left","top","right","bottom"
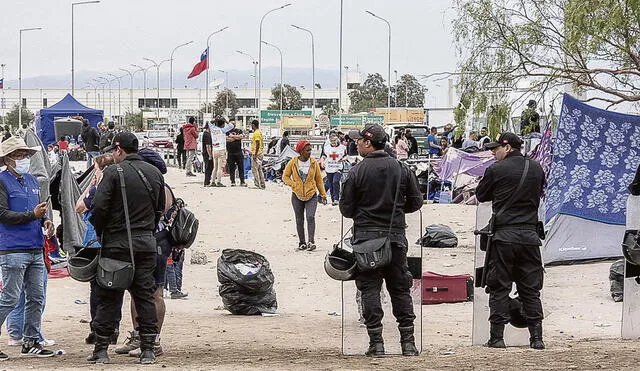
{"left": 146, "top": 130, "right": 174, "bottom": 149}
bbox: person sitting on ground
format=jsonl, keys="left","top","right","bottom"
{"left": 57, "top": 136, "right": 69, "bottom": 153}
{"left": 282, "top": 140, "right": 328, "bottom": 251}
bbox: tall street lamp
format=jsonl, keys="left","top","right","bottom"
{"left": 366, "top": 10, "right": 392, "bottom": 122}
{"left": 92, "top": 78, "right": 104, "bottom": 110}
{"left": 258, "top": 3, "right": 291, "bottom": 115}
{"left": 107, "top": 73, "right": 122, "bottom": 121}
{"left": 261, "top": 40, "right": 283, "bottom": 123}
{"left": 206, "top": 27, "right": 229, "bottom": 118}
{"left": 291, "top": 24, "right": 315, "bottom": 120}
{"left": 1, "top": 63, "right": 5, "bottom": 127}
{"left": 71, "top": 1, "right": 100, "bottom": 96}
{"left": 19, "top": 27, "right": 42, "bottom": 130}
{"left": 143, "top": 57, "right": 170, "bottom": 122}
{"left": 218, "top": 69, "right": 229, "bottom": 118}
{"left": 119, "top": 68, "right": 134, "bottom": 118}
{"left": 236, "top": 50, "right": 258, "bottom": 116}
{"left": 338, "top": 0, "right": 343, "bottom": 123}
{"left": 85, "top": 80, "right": 98, "bottom": 107}
{"left": 97, "top": 76, "right": 111, "bottom": 119}
{"left": 169, "top": 41, "right": 193, "bottom": 117}
{"left": 132, "top": 63, "right": 153, "bottom": 107}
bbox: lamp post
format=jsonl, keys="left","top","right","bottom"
{"left": 261, "top": 40, "right": 283, "bottom": 124}
{"left": 131, "top": 63, "right": 153, "bottom": 107}
{"left": 107, "top": 73, "right": 122, "bottom": 121}
{"left": 119, "top": 68, "right": 134, "bottom": 119}
{"left": 365, "top": 10, "right": 392, "bottom": 122}
{"left": 218, "top": 69, "right": 229, "bottom": 118}
{"left": 143, "top": 57, "right": 170, "bottom": 122}
{"left": 19, "top": 27, "right": 42, "bottom": 130}
{"left": 1, "top": 63, "right": 5, "bottom": 126}
{"left": 236, "top": 50, "right": 258, "bottom": 117}
{"left": 71, "top": 1, "right": 100, "bottom": 96}
{"left": 258, "top": 3, "right": 291, "bottom": 115}
{"left": 97, "top": 76, "right": 111, "bottom": 119}
{"left": 338, "top": 0, "right": 343, "bottom": 123}
{"left": 169, "top": 41, "right": 193, "bottom": 118}
{"left": 206, "top": 27, "right": 229, "bottom": 118}
{"left": 394, "top": 69, "right": 398, "bottom": 107}
{"left": 291, "top": 25, "right": 315, "bottom": 120}
{"left": 92, "top": 78, "right": 103, "bottom": 109}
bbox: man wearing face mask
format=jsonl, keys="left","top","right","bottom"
{"left": 0, "top": 137, "right": 55, "bottom": 359}
{"left": 476, "top": 132, "right": 546, "bottom": 350}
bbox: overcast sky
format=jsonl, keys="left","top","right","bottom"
{"left": 1, "top": 0, "right": 458, "bottom": 100}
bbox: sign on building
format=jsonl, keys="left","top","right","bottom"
{"left": 330, "top": 115, "right": 385, "bottom": 129}
{"left": 260, "top": 110, "right": 312, "bottom": 126}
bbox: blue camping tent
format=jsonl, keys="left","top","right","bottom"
{"left": 35, "top": 94, "right": 103, "bottom": 146}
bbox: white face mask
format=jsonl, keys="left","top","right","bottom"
{"left": 12, "top": 158, "right": 30, "bottom": 175}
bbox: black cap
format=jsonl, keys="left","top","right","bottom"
{"left": 103, "top": 132, "right": 139, "bottom": 153}
{"left": 485, "top": 132, "right": 522, "bottom": 150}
{"left": 348, "top": 124, "right": 387, "bottom": 143}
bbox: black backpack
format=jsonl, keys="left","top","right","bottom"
{"left": 166, "top": 188, "right": 198, "bottom": 249}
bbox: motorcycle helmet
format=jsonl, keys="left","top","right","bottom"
{"left": 324, "top": 246, "right": 357, "bottom": 281}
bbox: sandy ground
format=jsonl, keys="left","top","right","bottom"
{"left": 4, "top": 165, "right": 637, "bottom": 370}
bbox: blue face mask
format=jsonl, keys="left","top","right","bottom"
{"left": 12, "top": 158, "right": 30, "bottom": 175}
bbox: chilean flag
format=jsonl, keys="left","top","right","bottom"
{"left": 187, "top": 49, "right": 208, "bottom": 79}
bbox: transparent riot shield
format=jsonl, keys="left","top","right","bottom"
{"left": 341, "top": 212, "right": 423, "bottom": 356}
{"left": 622, "top": 195, "right": 640, "bottom": 339}
{"left": 472, "top": 202, "right": 530, "bottom": 346}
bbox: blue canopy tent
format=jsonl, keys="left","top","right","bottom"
{"left": 35, "top": 94, "right": 103, "bottom": 146}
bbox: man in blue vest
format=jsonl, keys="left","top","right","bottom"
{"left": 0, "top": 137, "right": 55, "bottom": 359}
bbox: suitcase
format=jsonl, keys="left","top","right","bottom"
{"left": 422, "top": 271, "right": 474, "bottom": 305}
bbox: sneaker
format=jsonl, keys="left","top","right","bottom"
{"left": 115, "top": 331, "right": 140, "bottom": 354}
{"left": 21, "top": 341, "right": 54, "bottom": 357}
{"left": 40, "top": 339, "right": 56, "bottom": 347}
{"left": 0, "top": 351, "right": 8, "bottom": 361}
{"left": 307, "top": 242, "right": 317, "bottom": 251}
{"left": 230, "top": 183, "right": 237, "bottom": 187}
{"left": 240, "top": 183, "right": 248, "bottom": 187}
{"left": 128, "top": 343, "right": 164, "bottom": 357}
{"left": 170, "top": 291, "right": 188, "bottom": 299}
{"left": 186, "top": 172, "right": 196, "bottom": 177}
{"left": 297, "top": 243, "right": 307, "bottom": 251}
{"left": 8, "top": 338, "right": 22, "bottom": 346}
{"left": 216, "top": 182, "right": 226, "bottom": 187}
{"left": 331, "top": 201, "right": 339, "bottom": 206}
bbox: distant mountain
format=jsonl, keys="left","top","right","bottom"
{"left": 3, "top": 67, "right": 344, "bottom": 90}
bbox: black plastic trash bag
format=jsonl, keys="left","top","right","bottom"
{"left": 416, "top": 224, "right": 458, "bottom": 248}
{"left": 217, "top": 249, "right": 278, "bottom": 315}
{"left": 610, "top": 259, "right": 624, "bottom": 302}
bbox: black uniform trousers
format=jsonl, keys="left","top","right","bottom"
{"left": 354, "top": 231, "right": 415, "bottom": 330}
{"left": 227, "top": 151, "right": 245, "bottom": 185}
{"left": 203, "top": 158, "right": 213, "bottom": 185}
{"left": 177, "top": 149, "right": 187, "bottom": 169}
{"left": 487, "top": 241, "right": 544, "bottom": 325}
{"left": 92, "top": 249, "right": 158, "bottom": 337}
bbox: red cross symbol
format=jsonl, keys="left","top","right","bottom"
{"left": 329, "top": 152, "right": 340, "bottom": 160}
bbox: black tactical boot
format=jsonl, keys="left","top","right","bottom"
{"left": 139, "top": 334, "right": 158, "bottom": 364}
{"left": 86, "top": 335, "right": 110, "bottom": 364}
{"left": 364, "top": 326, "right": 385, "bottom": 357}
{"left": 85, "top": 331, "right": 95, "bottom": 345}
{"left": 528, "top": 322, "right": 545, "bottom": 350}
{"left": 398, "top": 326, "right": 419, "bottom": 356}
{"left": 110, "top": 329, "right": 119, "bottom": 345}
{"left": 485, "top": 323, "right": 506, "bottom": 348}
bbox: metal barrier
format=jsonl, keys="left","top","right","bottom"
{"left": 151, "top": 147, "right": 179, "bottom": 167}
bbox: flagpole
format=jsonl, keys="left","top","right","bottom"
{"left": 205, "top": 26, "right": 229, "bottom": 122}
{"left": 1, "top": 64, "right": 5, "bottom": 127}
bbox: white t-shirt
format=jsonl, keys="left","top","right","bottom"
{"left": 324, "top": 144, "right": 346, "bottom": 174}
{"left": 298, "top": 158, "right": 311, "bottom": 182}
{"left": 210, "top": 126, "right": 226, "bottom": 152}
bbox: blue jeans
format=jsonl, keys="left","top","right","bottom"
{"left": 0, "top": 252, "right": 46, "bottom": 341}
{"left": 324, "top": 172, "right": 342, "bottom": 202}
{"left": 165, "top": 259, "right": 184, "bottom": 292}
{"left": 7, "top": 266, "right": 47, "bottom": 341}
{"left": 87, "top": 151, "right": 100, "bottom": 169}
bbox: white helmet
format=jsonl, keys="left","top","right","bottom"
{"left": 324, "top": 246, "right": 357, "bottom": 281}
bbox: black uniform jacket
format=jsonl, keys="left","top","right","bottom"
{"left": 90, "top": 154, "right": 165, "bottom": 252}
{"left": 340, "top": 151, "right": 422, "bottom": 232}
{"left": 476, "top": 150, "right": 545, "bottom": 245}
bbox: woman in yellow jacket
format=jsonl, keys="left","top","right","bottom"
{"left": 282, "top": 140, "right": 328, "bottom": 251}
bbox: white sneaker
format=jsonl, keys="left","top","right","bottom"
{"left": 8, "top": 338, "right": 22, "bottom": 346}
{"left": 40, "top": 339, "right": 55, "bottom": 347}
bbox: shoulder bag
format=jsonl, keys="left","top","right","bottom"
{"left": 96, "top": 165, "right": 135, "bottom": 290}
{"left": 351, "top": 161, "right": 403, "bottom": 272}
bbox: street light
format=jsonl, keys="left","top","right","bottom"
{"left": 71, "top": 1, "right": 100, "bottom": 96}
{"left": 1, "top": 63, "right": 5, "bottom": 127}
{"left": 339, "top": 0, "right": 344, "bottom": 122}
{"left": 218, "top": 69, "right": 229, "bottom": 118}
{"left": 394, "top": 69, "right": 398, "bottom": 107}
{"left": 206, "top": 27, "right": 229, "bottom": 118}
{"left": 119, "top": 68, "right": 134, "bottom": 118}
{"left": 291, "top": 25, "right": 316, "bottom": 120}
{"left": 107, "top": 73, "right": 122, "bottom": 120}
{"left": 143, "top": 57, "right": 170, "bottom": 122}
{"left": 169, "top": 41, "right": 193, "bottom": 115}
{"left": 258, "top": 3, "right": 291, "bottom": 115}
{"left": 261, "top": 40, "right": 283, "bottom": 123}
{"left": 19, "top": 27, "right": 42, "bottom": 130}
{"left": 97, "top": 76, "right": 111, "bottom": 119}
{"left": 236, "top": 50, "right": 258, "bottom": 116}
{"left": 132, "top": 63, "right": 154, "bottom": 106}
{"left": 85, "top": 80, "right": 98, "bottom": 107}
{"left": 366, "top": 10, "right": 392, "bottom": 122}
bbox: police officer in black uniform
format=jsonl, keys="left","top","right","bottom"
{"left": 90, "top": 132, "right": 166, "bottom": 364}
{"left": 476, "top": 132, "right": 546, "bottom": 350}
{"left": 339, "top": 124, "right": 423, "bottom": 357}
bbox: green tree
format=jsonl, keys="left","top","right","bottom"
{"left": 486, "top": 104, "right": 511, "bottom": 139}
{"left": 4, "top": 104, "right": 34, "bottom": 129}
{"left": 125, "top": 110, "right": 144, "bottom": 129}
{"left": 393, "top": 74, "right": 425, "bottom": 107}
{"left": 213, "top": 89, "right": 239, "bottom": 118}
{"left": 267, "top": 84, "right": 303, "bottom": 110}
{"left": 453, "top": 0, "right": 640, "bottom": 107}
{"left": 348, "top": 73, "right": 388, "bottom": 113}
{"left": 321, "top": 102, "right": 340, "bottom": 117}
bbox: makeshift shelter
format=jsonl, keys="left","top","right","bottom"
{"left": 35, "top": 94, "right": 103, "bottom": 146}
{"left": 543, "top": 94, "right": 639, "bottom": 264}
